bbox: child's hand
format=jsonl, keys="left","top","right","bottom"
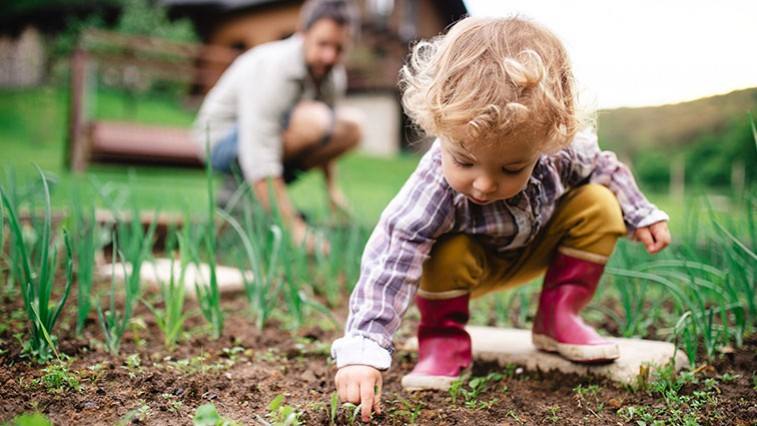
{"left": 632, "top": 220, "right": 671, "bottom": 254}
{"left": 335, "top": 365, "right": 382, "bottom": 422}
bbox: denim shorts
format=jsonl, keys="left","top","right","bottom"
{"left": 210, "top": 108, "right": 334, "bottom": 184}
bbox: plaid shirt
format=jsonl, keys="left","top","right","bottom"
{"left": 331, "top": 130, "right": 669, "bottom": 370}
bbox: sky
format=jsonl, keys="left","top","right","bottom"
{"left": 462, "top": 0, "right": 757, "bottom": 109}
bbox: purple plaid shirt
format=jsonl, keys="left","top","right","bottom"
{"left": 331, "top": 130, "right": 668, "bottom": 370}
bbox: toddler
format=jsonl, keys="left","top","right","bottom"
{"left": 332, "top": 16, "right": 670, "bottom": 422}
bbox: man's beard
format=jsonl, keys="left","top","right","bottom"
{"left": 308, "top": 63, "right": 333, "bottom": 81}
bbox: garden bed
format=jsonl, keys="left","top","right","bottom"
{"left": 1, "top": 292, "right": 755, "bottom": 425}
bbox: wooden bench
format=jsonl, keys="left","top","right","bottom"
{"left": 66, "top": 29, "right": 238, "bottom": 172}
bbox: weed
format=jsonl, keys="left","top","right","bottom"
{"left": 506, "top": 409, "right": 525, "bottom": 424}
{"left": 117, "top": 401, "right": 152, "bottom": 426}
{"left": 718, "top": 372, "right": 739, "bottom": 383}
{"left": 448, "top": 372, "right": 503, "bottom": 409}
{"left": 35, "top": 362, "right": 80, "bottom": 393}
{"left": 617, "top": 405, "right": 656, "bottom": 424}
{"left": 192, "top": 403, "right": 239, "bottom": 426}
{"left": 329, "top": 392, "right": 338, "bottom": 425}
{"left": 545, "top": 405, "right": 561, "bottom": 424}
{"left": 339, "top": 402, "right": 361, "bottom": 425}
{"left": 125, "top": 353, "right": 141, "bottom": 370}
{"left": 160, "top": 393, "right": 184, "bottom": 414}
{"left": 2, "top": 412, "right": 53, "bottom": 426}
{"left": 265, "top": 394, "right": 302, "bottom": 426}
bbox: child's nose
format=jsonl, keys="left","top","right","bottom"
{"left": 473, "top": 175, "right": 497, "bottom": 194}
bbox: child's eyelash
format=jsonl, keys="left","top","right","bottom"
{"left": 502, "top": 167, "right": 526, "bottom": 175}
{"left": 453, "top": 157, "right": 473, "bottom": 167}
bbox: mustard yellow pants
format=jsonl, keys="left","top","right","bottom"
{"left": 418, "top": 184, "right": 627, "bottom": 300}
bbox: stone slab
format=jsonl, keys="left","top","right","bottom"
{"left": 97, "top": 258, "right": 250, "bottom": 299}
{"left": 401, "top": 325, "right": 689, "bottom": 385}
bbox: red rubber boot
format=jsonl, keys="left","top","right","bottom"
{"left": 532, "top": 251, "right": 619, "bottom": 363}
{"left": 401, "top": 293, "right": 472, "bottom": 390}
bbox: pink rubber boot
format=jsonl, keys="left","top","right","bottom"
{"left": 401, "top": 294, "right": 472, "bottom": 391}
{"left": 532, "top": 251, "right": 619, "bottom": 362}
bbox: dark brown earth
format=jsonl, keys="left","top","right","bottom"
{"left": 0, "top": 284, "right": 755, "bottom": 425}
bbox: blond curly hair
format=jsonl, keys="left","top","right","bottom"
{"left": 400, "top": 16, "right": 585, "bottom": 152}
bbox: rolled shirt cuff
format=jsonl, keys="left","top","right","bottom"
{"left": 630, "top": 208, "right": 669, "bottom": 231}
{"left": 331, "top": 335, "right": 392, "bottom": 371}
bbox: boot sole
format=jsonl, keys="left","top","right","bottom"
{"left": 401, "top": 374, "right": 457, "bottom": 391}
{"left": 532, "top": 334, "right": 619, "bottom": 363}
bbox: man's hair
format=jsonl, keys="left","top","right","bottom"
{"left": 299, "top": 0, "right": 359, "bottom": 33}
{"left": 400, "top": 16, "right": 587, "bottom": 153}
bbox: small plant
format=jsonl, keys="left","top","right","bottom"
{"left": 35, "top": 362, "right": 80, "bottom": 393}
{"left": 143, "top": 230, "right": 190, "bottom": 349}
{"left": 329, "top": 392, "right": 338, "bottom": 425}
{"left": 194, "top": 139, "right": 224, "bottom": 339}
{"left": 264, "top": 394, "right": 302, "bottom": 426}
{"left": 118, "top": 401, "right": 152, "bottom": 426}
{"left": 161, "top": 392, "right": 184, "bottom": 414}
{"left": 125, "top": 353, "right": 141, "bottom": 371}
{"left": 448, "top": 372, "right": 503, "bottom": 409}
{"left": 192, "top": 403, "right": 239, "bottom": 426}
{"left": 3, "top": 412, "right": 53, "bottom": 426}
{"left": 1, "top": 167, "right": 74, "bottom": 363}
{"left": 545, "top": 405, "right": 561, "bottom": 424}
{"left": 70, "top": 188, "right": 99, "bottom": 336}
{"left": 339, "top": 402, "right": 362, "bottom": 426}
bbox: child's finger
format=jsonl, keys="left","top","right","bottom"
{"left": 652, "top": 223, "right": 671, "bottom": 249}
{"left": 360, "top": 382, "right": 375, "bottom": 422}
{"left": 346, "top": 383, "right": 361, "bottom": 404}
{"left": 635, "top": 227, "right": 655, "bottom": 252}
{"left": 373, "top": 379, "right": 382, "bottom": 414}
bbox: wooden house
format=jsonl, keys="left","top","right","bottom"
{"left": 162, "top": 0, "right": 468, "bottom": 154}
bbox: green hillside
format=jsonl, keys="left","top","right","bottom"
{"left": 598, "top": 88, "right": 757, "bottom": 189}
{"left": 598, "top": 87, "right": 757, "bottom": 155}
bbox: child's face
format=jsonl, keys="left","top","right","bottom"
{"left": 440, "top": 136, "right": 541, "bottom": 205}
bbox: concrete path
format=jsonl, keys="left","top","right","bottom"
{"left": 401, "top": 326, "right": 690, "bottom": 385}
{"left": 97, "top": 258, "right": 249, "bottom": 298}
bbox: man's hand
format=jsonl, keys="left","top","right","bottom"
{"left": 335, "top": 365, "right": 382, "bottom": 423}
{"left": 632, "top": 220, "right": 671, "bottom": 254}
{"left": 291, "top": 219, "right": 331, "bottom": 255}
{"left": 328, "top": 187, "right": 352, "bottom": 220}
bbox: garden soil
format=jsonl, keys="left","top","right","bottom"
{"left": 1, "top": 287, "right": 755, "bottom": 425}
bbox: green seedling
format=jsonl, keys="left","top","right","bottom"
{"left": 143, "top": 229, "right": 190, "bottom": 349}
{"left": 193, "top": 138, "right": 223, "bottom": 339}
{"left": 339, "top": 402, "right": 362, "bottom": 426}
{"left": 449, "top": 372, "right": 503, "bottom": 409}
{"left": 329, "top": 392, "right": 338, "bottom": 425}
{"left": 545, "top": 405, "right": 560, "bottom": 424}
{"left": 265, "top": 394, "right": 302, "bottom": 426}
{"left": 193, "top": 403, "right": 239, "bottom": 426}
{"left": 118, "top": 401, "right": 152, "bottom": 426}
{"left": 3, "top": 412, "right": 53, "bottom": 426}
{"left": 70, "top": 186, "right": 99, "bottom": 336}
{"left": 1, "top": 167, "right": 74, "bottom": 363}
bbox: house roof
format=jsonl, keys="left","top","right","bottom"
{"left": 160, "top": 0, "right": 467, "bottom": 20}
